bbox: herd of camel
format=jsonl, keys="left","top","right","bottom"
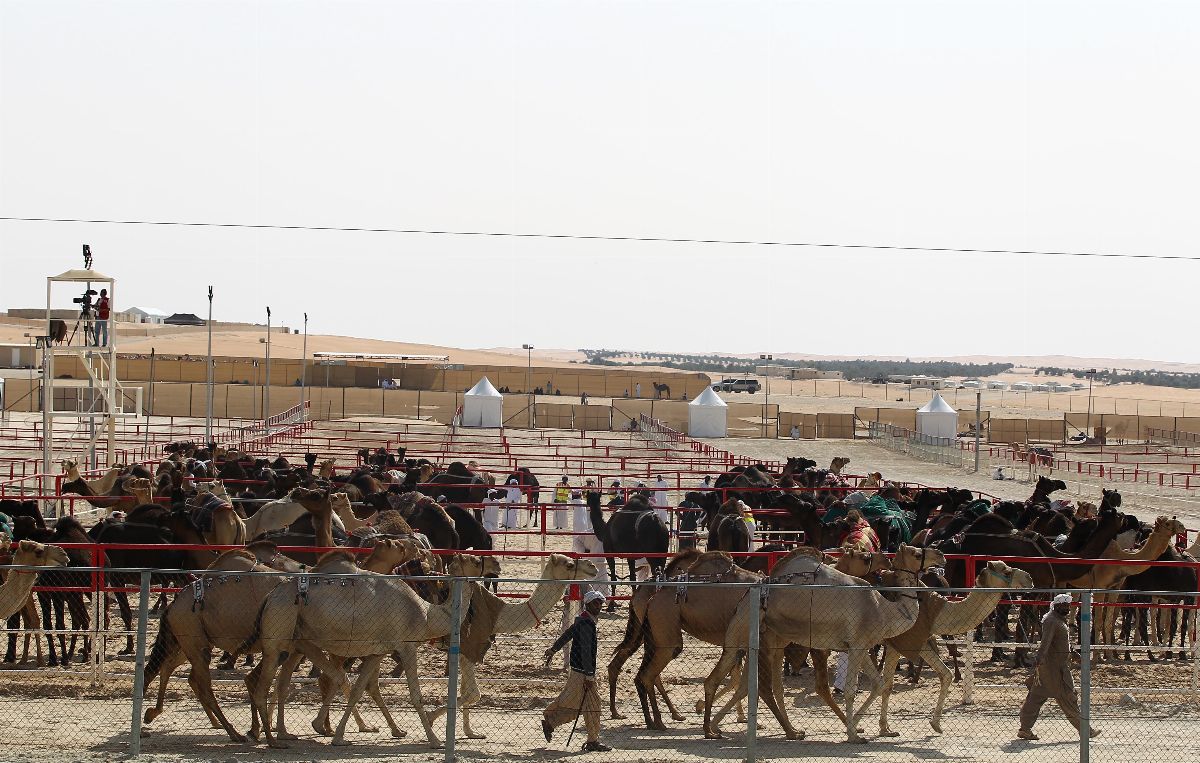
{"left": 0, "top": 441, "right": 1195, "bottom": 749}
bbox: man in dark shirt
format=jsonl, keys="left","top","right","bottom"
{"left": 542, "top": 590, "right": 610, "bottom": 752}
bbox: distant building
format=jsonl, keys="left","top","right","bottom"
{"left": 164, "top": 313, "right": 205, "bottom": 326}
{"left": 125, "top": 306, "right": 170, "bottom": 325}
{"left": 779, "top": 367, "right": 844, "bottom": 381}
{"left": 908, "top": 375, "right": 944, "bottom": 389}
{"left": 0, "top": 343, "right": 38, "bottom": 368}
{"left": 988, "top": 381, "right": 1009, "bottom": 390}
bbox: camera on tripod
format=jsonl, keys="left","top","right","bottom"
{"left": 72, "top": 289, "right": 98, "bottom": 312}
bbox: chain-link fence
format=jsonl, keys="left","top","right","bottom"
{"left": 1, "top": 555, "right": 1197, "bottom": 762}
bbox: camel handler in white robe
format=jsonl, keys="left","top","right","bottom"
{"left": 570, "top": 490, "right": 611, "bottom": 599}
{"left": 1018, "top": 593, "right": 1101, "bottom": 741}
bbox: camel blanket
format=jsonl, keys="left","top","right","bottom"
{"left": 461, "top": 584, "right": 507, "bottom": 663}
{"left": 188, "top": 493, "right": 231, "bottom": 533}
{"left": 823, "top": 495, "right": 914, "bottom": 544}
{"left": 886, "top": 591, "right": 949, "bottom": 660}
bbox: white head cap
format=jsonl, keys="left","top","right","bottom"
{"left": 1052, "top": 593, "right": 1072, "bottom": 606}
{"left": 583, "top": 590, "right": 605, "bottom": 605}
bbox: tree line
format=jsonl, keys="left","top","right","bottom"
{"left": 1035, "top": 366, "right": 1200, "bottom": 389}
{"left": 580, "top": 349, "right": 1012, "bottom": 381}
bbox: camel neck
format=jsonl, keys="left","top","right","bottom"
{"left": 936, "top": 586, "right": 1005, "bottom": 635}
{"left": 494, "top": 579, "right": 568, "bottom": 634}
{"left": 0, "top": 570, "right": 38, "bottom": 619}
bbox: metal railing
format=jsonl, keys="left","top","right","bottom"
{"left": 867, "top": 421, "right": 966, "bottom": 467}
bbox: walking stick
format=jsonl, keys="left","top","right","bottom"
{"left": 565, "top": 688, "right": 587, "bottom": 750}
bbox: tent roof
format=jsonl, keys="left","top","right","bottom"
{"left": 689, "top": 387, "right": 728, "bottom": 408}
{"left": 50, "top": 268, "right": 113, "bottom": 283}
{"left": 917, "top": 393, "right": 956, "bottom": 414}
{"left": 465, "top": 376, "right": 502, "bottom": 398}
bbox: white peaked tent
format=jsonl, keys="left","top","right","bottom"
{"left": 462, "top": 377, "right": 503, "bottom": 427}
{"left": 916, "top": 393, "right": 959, "bottom": 439}
{"left": 688, "top": 387, "right": 728, "bottom": 438}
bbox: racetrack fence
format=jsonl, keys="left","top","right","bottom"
{"left": 0, "top": 562, "right": 1196, "bottom": 763}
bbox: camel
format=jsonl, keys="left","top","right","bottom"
{"left": 653, "top": 381, "right": 670, "bottom": 399}
{"left": 61, "top": 459, "right": 123, "bottom": 496}
{"left": 622, "top": 548, "right": 890, "bottom": 734}
{"left": 187, "top": 489, "right": 248, "bottom": 546}
{"left": 829, "top": 457, "right": 850, "bottom": 475}
{"left": 243, "top": 490, "right": 353, "bottom": 538}
{"left": 1062, "top": 516, "right": 1186, "bottom": 661}
{"left": 708, "top": 544, "right": 945, "bottom": 742}
{"left": 870, "top": 561, "right": 1035, "bottom": 737}
{"left": 0, "top": 541, "right": 71, "bottom": 619}
{"left": 247, "top": 550, "right": 476, "bottom": 748}
{"left": 589, "top": 493, "right": 669, "bottom": 581}
{"left": 142, "top": 541, "right": 379, "bottom": 741}
{"left": 427, "top": 553, "right": 599, "bottom": 738}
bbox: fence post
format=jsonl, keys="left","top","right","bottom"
{"left": 1079, "top": 590, "right": 1092, "bottom": 763}
{"left": 744, "top": 584, "right": 761, "bottom": 763}
{"left": 444, "top": 577, "right": 463, "bottom": 763}
{"left": 129, "top": 570, "right": 151, "bottom": 756}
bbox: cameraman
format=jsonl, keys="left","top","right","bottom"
{"left": 94, "top": 289, "right": 110, "bottom": 346}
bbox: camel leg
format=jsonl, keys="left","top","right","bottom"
{"left": 24, "top": 599, "right": 43, "bottom": 667}
{"left": 397, "top": 644, "right": 442, "bottom": 749}
{"left": 115, "top": 591, "right": 134, "bottom": 655}
{"left": 362, "top": 668, "right": 406, "bottom": 738}
{"left": 920, "top": 645, "right": 953, "bottom": 734}
{"left": 67, "top": 592, "right": 90, "bottom": 661}
{"left": 331, "top": 655, "right": 383, "bottom": 746}
{"left": 430, "top": 659, "right": 481, "bottom": 738}
{"left": 3, "top": 612, "right": 18, "bottom": 662}
{"left": 877, "top": 648, "right": 902, "bottom": 737}
{"left": 655, "top": 677, "right": 687, "bottom": 722}
{"left": 703, "top": 646, "right": 743, "bottom": 739}
{"left": 843, "top": 648, "right": 879, "bottom": 743}
{"left": 186, "top": 656, "right": 247, "bottom": 742}
{"left": 810, "top": 648, "right": 855, "bottom": 728}
{"left": 38, "top": 592, "right": 57, "bottom": 666}
{"left": 754, "top": 642, "right": 802, "bottom": 739}
{"left": 249, "top": 646, "right": 289, "bottom": 748}
{"left": 634, "top": 638, "right": 677, "bottom": 731}
{"left": 145, "top": 648, "right": 189, "bottom": 725}
{"left": 606, "top": 615, "right": 645, "bottom": 720}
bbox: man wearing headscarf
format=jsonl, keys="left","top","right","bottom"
{"left": 1017, "top": 593, "right": 1101, "bottom": 741}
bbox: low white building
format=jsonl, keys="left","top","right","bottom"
{"left": 125, "top": 306, "right": 170, "bottom": 325}
{"left": 988, "top": 381, "right": 1009, "bottom": 390}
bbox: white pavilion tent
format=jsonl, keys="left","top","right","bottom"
{"left": 916, "top": 393, "right": 959, "bottom": 439}
{"left": 462, "top": 376, "right": 503, "bottom": 427}
{"left": 688, "top": 387, "right": 728, "bottom": 438}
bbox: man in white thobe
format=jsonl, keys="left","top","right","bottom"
{"left": 482, "top": 490, "right": 501, "bottom": 532}
{"left": 570, "top": 491, "right": 611, "bottom": 598}
{"left": 652, "top": 475, "right": 670, "bottom": 526}
{"left": 504, "top": 478, "right": 524, "bottom": 529}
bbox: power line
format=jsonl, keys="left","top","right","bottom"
{"left": 0, "top": 215, "right": 1195, "bottom": 261}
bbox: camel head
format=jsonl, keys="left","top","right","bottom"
{"left": 979, "top": 560, "right": 1034, "bottom": 590}
{"left": 446, "top": 553, "right": 487, "bottom": 577}
{"left": 329, "top": 492, "right": 354, "bottom": 518}
{"left": 61, "top": 460, "right": 81, "bottom": 480}
{"left": 124, "top": 477, "right": 155, "bottom": 506}
{"left": 892, "top": 544, "right": 946, "bottom": 575}
{"left": 294, "top": 487, "right": 332, "bottom": 515}
{"left": 830, "top": 457, "right": 850, "bottom": 473}
{"left": 545, "top": 553, "right": 599, "bottom": 580}
{"left": 362, "top": 538, "right": 421, "bottom": 572}
{"left": 318, "top": 459, "right": 336, "bottom": 478}
{"left": 833, "top": 548, "right": 890, "bottom": 578}
{"left": 12, "top": 540, "right": 70, "bottom": 569}
{"left": 1153, "top": 516, "right": 1187, "bottom": 538}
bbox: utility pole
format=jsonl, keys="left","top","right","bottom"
{"left": 1086, "top": 368, "right": 1097, "bottom": 438}
{"left": 205, "top": 286, "right": 214, "bottom": 443}
{"left": 759, "top": 354, "right": 772, "bottom": 438}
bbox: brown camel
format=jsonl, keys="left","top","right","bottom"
{"left": 829, "top": 457, "right": 850, "bottom": 475}
{"left": 248, "top": 550, "right": 475, "bottom": 748}
{"left": 141, "top": 541, "right": 381, "bottom": 741}
{"left": 1062, "top": 516, "right": 1186, "bottom": 660}
{"left": 870, "top": 561, "right": 1035, "bottom": 737}
{"left": 709, "top": 544, "right": 946, "bottom": 742}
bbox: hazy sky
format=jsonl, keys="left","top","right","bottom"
{"left": 1, "top": 1, "right": 1196, "bottom": 362}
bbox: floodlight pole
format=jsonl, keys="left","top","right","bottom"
{"left": 522, "top": 344, "right": 534, "bottom": 428}
{"left": 264, "top": 307, "right": 272, "bottom": 424}
{"left": 1086, "top": 368, "right": 1096, "bottom": 438}
{"left": 760, "top": 354, "right": 772, "bottom": 438}
{"left": 300, "top": 312, "right": 308, "bottom": 422}
{"left": 205, "top": 286, "right": 213, "bottom": 443}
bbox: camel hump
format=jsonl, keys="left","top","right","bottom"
{"left": 664, "top": 548, "right": 704, "bottom": 574}
{"left": 208, "top": 548, "right": 257, "bottom": 569}
{"left": 313, "top": 549, "right": 360, "bottom": 569}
